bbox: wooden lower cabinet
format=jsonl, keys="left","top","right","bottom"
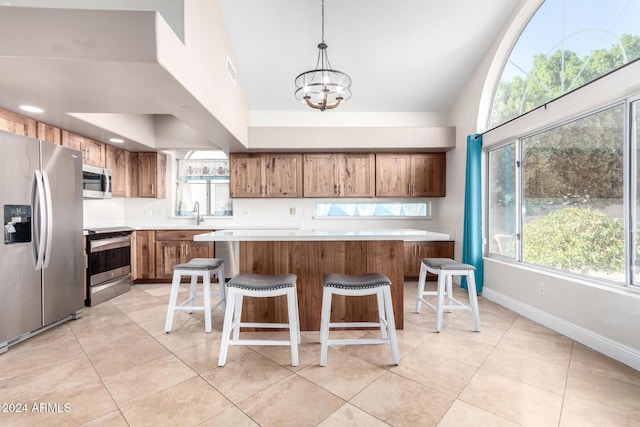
{"left": 132, "top": 230, "right": 214, "bottom": 281}
{"left": 132, "top": 230, "right": 156, "bottom": 280}
{"left": 404, "top": 241, "right": 454, "bottom": 279}
{"left": 154, "top": 230, "right": 214, "bottom": 280}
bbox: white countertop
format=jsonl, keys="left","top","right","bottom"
{"left": 193, "top": 228, "right": 451, "bottom": 242}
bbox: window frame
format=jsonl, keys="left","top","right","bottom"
{"left": 485, "top": 98, "right": 638, "bottom": 291}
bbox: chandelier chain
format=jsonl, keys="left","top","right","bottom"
{"left": 321, "top": 0, "right": 325, "bottom": 42}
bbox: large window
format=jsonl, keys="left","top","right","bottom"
{"left": 487, "top": 103, "right": 633, "bottom": 286}
{"left": 491, "top": 0, "right": 640, "bottom": 128}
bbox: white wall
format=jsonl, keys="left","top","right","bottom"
{"left": 447, "top": 0, "right": 640, "bottom": 369}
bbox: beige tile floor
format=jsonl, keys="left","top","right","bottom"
{"left": 1, "top": 280, "right": 640, "bottom": 427}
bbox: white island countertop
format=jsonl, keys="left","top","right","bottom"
{"left": 194, "top": 228, "right": 451, "bottom": 242}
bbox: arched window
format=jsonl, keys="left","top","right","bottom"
{"left": 490, "top": 0, "right": 640, "bottom": 128}
{"left": 175, "top": 150, "right": 231, "bottom": 216}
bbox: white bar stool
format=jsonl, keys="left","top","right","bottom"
{"left": 416, "top": 258, "right": 481, "bottom": 332}
{"left": 218, "top": 273, "right": 300, "bottom": 367}
{"left": 320, "top": 272, "right": 399, "bottom": 366}
{"left": 164, "top": 258, "right": 225, "bottom": 334}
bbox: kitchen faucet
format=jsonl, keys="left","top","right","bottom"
{"left": 193, "top": 201, "right": 203, "bottom": 225}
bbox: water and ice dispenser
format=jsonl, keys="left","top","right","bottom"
{"left": 4, "top": 204, "right": 32, "bottom": 244}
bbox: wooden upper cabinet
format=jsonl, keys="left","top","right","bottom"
{"left": 61, "top": 130, "right": 106, "bottom": 167}
{"left": 303, "top": 153, "right": 375, "bottom": 197}
{"left": 342, "top": 153, "right": 375, "bottom": 197}
{"left": 230, "top": 153, "right": 302, "bottom": 198}
{"left": 376, "top": 153, "right": 446, "bottom": 197}
{"left": 136, "top": 152, "right": 167, "bottom": 198}
{"left": 106, "top": 145, "right": 130, "bottom": 197}
{"left": 303, "top": 154, "right": 340, "bottom": 197}
{"left": 84, "top": 138, "right": 106, "bottom": 167}
{"left": 0, "top": 108, "right": 36, "bottom": 138}
{"left": 61, "top": 130, "right": 84, "bottom": 152}
{"left": 230, "top": 153, "right": 266, "bottom": 197}
{"left": 36, "top": 123, "right": 62, "bottom": 145}
{"left": 411, "top": 153, "right": 446, "bottom": 197}
{"left": 375, "top": 154, "right": 411, "bottom": 197}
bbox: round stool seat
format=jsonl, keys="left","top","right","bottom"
{"left": 227, "top": 273, "right": 296, "bottom": 291}
{"left": 324, "top": 272, "right": 391, "bottom": 289}
{"left": 174, "top": 258, "right": 224, "bottom": 271}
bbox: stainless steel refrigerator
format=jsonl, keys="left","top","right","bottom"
{"left": 1, "top": 130, "right": 84, "bottom": 353}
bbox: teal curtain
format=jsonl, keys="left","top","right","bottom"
{"left": 461, "top": 133, "right": 483, "bottom": 292}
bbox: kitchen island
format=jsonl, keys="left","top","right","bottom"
{"left": 195, "top": 229, "right": 452, "bottom": 331}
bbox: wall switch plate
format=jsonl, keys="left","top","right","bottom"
{"left": 539, "top": 282, "right": 546, "bottom": 295}
{"left": 290, "top": 207, "right": 296, "bottom": 215}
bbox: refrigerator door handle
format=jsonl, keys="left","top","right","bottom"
{"left": 33, "top": 170, "right": 47, "bottom": 270}
{"left": 41, "top": 171, "right": 54, "bottom": 269}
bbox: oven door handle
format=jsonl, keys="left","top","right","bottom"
{"left": 90, "top": 236, "right": 131, "bottom": 252}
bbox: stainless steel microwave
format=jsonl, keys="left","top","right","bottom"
{"left": 82, "top": 164, "right": 112, "bottom": 199}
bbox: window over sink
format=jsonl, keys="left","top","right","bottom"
{"left": 175, "top": 151, "right": 232, "bottom": 217}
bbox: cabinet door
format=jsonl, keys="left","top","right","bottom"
{"left": 342, "top": 153, "right": 375, "bottom": 197}
{"left": 132, "top": 230, "right": 155, "bottom": 280}
{"left": 84, "top": 139, "right": 106, "bottom": 167}
{"left": 106, "top": 145, "right": 130, "bottom": 197}
{"left": 37, "top": 123, "right": 62, "bottom": 145}
{"left": 265, "top": 154, "right": 302, "bottom": 197}
{"left": 230, "top": 153, "right": 264, "bottom": 197}
{"left": 155, "top": 241, "right": 213, "bottom": 279}
{"left": 0, "top": 108, "right": 36, "bottom": 138}
{"left": 137, "top": 152, "right": 166, "bottom": 198}
{"left": 404, "top": 241, "right": 455, "bottom": 279}
{"left": 403, "top": 243, "right": 420, "bottom": 277}
{"left": 303, "top": 154, "right": 340, "bottom": 197}
{"left": 183, "top": 242, "right": 213, "bottom": 262}
{"left": 375, "top": 154, "right": 411, "bottom": 197}
{"left": 155, "top": 241, "right": 183, "bottom": 279}
{"left": 411, "top": 153, "right": 446, "bottom": 197}
{"left": 61, "top": 130, "right": 85, "bottom": 153}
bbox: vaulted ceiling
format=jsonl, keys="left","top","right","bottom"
{"left": 0, "top": 1, "right": 521, "bottom": 151}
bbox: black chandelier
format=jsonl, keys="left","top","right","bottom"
{"left": 294, "top": 0, "right": 352, "bottom": 111}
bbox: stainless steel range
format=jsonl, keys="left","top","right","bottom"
{"left": 85, "top": 226, "right": 134, "bottom": 306}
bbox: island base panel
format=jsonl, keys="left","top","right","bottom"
{"left": 238, "top": 240, "right": 404, "bottom": 331}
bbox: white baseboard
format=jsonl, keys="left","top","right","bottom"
{"left": 482, "top": 288, "right": 640, "bottom": 372}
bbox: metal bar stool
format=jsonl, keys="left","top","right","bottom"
{"left": 218, "top": 273, "right": 300, "bottom": 367}
{"left": 320, "top": 272, "right": 399, "bottom": 366}
{"left": 165, "top": 258, "right": 225, "bottom": 334}
{"left": 416, "top": 258, "right": 481, "bottom": 332}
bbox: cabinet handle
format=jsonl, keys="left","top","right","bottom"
{"left": 151, "top": 184, "right": 154, "bottom": 194}
{"left": 186, "top": 245, "right": 189, "bottom": 257}
{"left": 407, "top": 184, "right": 410, "bottom": 194}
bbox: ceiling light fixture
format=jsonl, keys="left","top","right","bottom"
{"left": 109, "top": 138, "right": 125, "bottom": 144}
{"left": 294, "top": 0, "right": 351, "bottom": 111}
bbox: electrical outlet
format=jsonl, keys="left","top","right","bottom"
{"left": 539, "top": 282, "right": 546, "bottom": 295}
{"left": 290, "top": 207, "right": 296, "bottom": 215}
{"left": 243, "top": 209, "right": 249, "bottom": 217}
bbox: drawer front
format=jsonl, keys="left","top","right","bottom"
{"left": 155, "top": 230, "right": 213, "bottom": 241}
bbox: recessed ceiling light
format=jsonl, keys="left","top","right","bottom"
{"left": 109, "top": 138, "right": 125, "bottom": 143}
{"left": 19, "top": 105, "right": 44, "bottom": 113}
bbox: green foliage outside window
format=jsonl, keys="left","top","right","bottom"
{"left": 492, "top": 34, "right": 640, "bottom": 127}
{"left": 523, "top": 207, "right": 624, "bottom": 274}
